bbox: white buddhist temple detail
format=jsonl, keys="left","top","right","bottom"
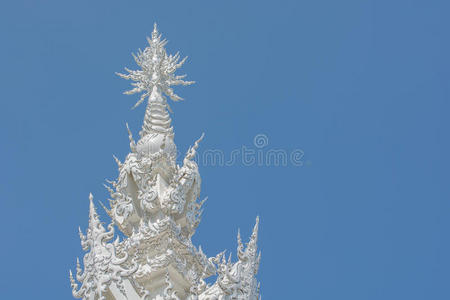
{"left": 70, "top": 24, "right": 261, "bottom": 300}
{"left": 199, "top": 218, "right": 261, "bottom": 300}
{"left": 70, "top": 194, "right": 138, "bottom": 300}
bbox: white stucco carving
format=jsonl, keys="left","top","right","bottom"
{"left": 70, "top": 24, "right": 261, "bottom": 300}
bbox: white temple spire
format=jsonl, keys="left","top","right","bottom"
{"left": 71, "top": 26, "right": 261, "bottom": 300}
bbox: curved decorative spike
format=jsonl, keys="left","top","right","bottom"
{"left": 78, "top": 226, "right": 85, "bottom": 241}
{"left": 248, "top": 216, "right": 260, "bottom": 253}
{"left": 113, "top": 155, "right": 122, "bottom": 167}
{"left": 69, "top": 270, "right": 78, "bottom": 292}
{"left": 198, "top": 196, "right": 207, "bottom": 208}
{"left": 237, "top": 229, "right": 245, "bottom": 261}
{"left": 185, "top": 133, "right": 205, "bottom": 161}
{"left": 99, "top": 201, "right": 112, "bottom": 219}
{"left": 126, "top": 123, "right": 136, "bottom": 152}
{"left": 103, "top": 183, "right": 114, "bottom": 195}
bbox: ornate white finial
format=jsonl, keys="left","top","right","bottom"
{"left": 117, "top": 23, "right": 194, "bottom": 138}
{"left": 117, "top": 23, "right": 193, "bottom": 107}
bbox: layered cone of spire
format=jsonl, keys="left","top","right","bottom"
{"left": 136, "top": 86, "right": 176, "bottom": 157}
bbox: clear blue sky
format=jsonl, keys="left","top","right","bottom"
{"left": 1, "top": 0, "right": 449, "bottom": 299}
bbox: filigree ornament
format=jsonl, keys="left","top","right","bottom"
{"left": 140, "top": 188, "right": 158, "bottom": 212}
{"left": 163, "top": 272, "right": 181, "bottom": 300}
{"left": 117, "top": 23, "right": 194, "bottom": 109}
{"left": 70, "top": 194, "right": 138, "bottom": 300}
{"left": 198, "top": 218, "right": 261, "bottom": 300}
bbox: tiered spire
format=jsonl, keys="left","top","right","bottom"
{"left": 71, "top": 24, "right": 261, "bottom": 300}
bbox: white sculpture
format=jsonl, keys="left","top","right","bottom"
{"left": 70, "top": 24, "right": 261, "bottom": 300}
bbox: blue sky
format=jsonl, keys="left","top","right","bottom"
{"left": 1, "top": 0, "right": 449, "bottom": 299}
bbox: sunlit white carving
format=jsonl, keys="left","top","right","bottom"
{"left": 70, "top": 25, "right": 261, "bottom": 300}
